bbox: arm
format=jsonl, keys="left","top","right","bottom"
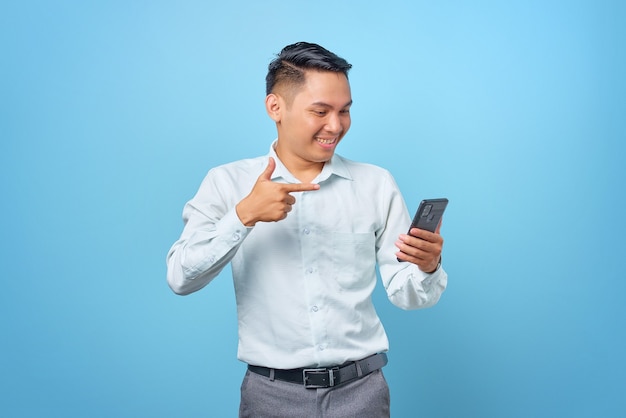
{"left": 166, "top": 196, "right": 249, "bottom": 295}
{"left": 376, "top": 173, "right": 448, "bottom": 310}
{"left": 166, "top": 157, "right": 319, "bottom": 295}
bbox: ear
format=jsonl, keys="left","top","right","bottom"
{"left": 265, "top": 93, "right": 282, "bottom": 123}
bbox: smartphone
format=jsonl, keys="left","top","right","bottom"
{"left": 407, "top": 198, "right": 448, "bottom": 234}
{"left": 398, "top": 198, "right": 448, "bottom": 262}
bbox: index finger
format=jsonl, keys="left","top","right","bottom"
{"left": 408, "top": 227, "right": 440, "bottom": 242}
{"left": 281, "top": 183, "right": 320, "bottom": 193}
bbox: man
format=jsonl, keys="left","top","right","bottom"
{"left": 166, "top": 42, "right": 447, "bottom": 417}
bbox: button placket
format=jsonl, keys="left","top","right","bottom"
{"left": 299, "top": 193, "right": 329, "bottom": 355}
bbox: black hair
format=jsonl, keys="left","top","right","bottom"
{"left": 265, "top": 42, "right": 352, "bottom": 96}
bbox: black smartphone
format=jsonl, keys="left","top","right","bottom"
{"left": 407, "top": 198, "right": 448, "bottom": 235}
{"left": 398, "top": 198, "right": 448, "bottom": 262}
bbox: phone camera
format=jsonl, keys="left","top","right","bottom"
{"left": 421, "top": 204, "right": 432, "bottom": 217}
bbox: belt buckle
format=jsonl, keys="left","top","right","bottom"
{"left": 302, "top": 368, "right": 335, "bottom": 388}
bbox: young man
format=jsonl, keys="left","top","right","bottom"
{"left": 166, "top": 42, "right": 447, "bottom": 417}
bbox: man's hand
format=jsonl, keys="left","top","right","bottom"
{"left": 395, "top": 221, "right": 444, "bottom": 273}
{"left": 236, "top": 157, "right": 320, "bottom": 226}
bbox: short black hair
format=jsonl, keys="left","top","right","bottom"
{"left": 265, "top": 42, "right": 352, "bottom": 96}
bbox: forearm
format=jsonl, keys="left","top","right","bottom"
{"left": 375, "top": 174, "right": 448, "bottom": 310}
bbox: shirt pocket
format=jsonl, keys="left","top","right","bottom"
{"left": 331, "top": 232, "right": 376, "bottom": 290}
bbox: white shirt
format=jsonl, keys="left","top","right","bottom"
{"left": 166, "top": 142, "right": 447, "bottom": 369}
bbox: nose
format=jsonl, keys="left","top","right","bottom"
{"left": 325, "top": 112, "right": 342, "bottom": 134}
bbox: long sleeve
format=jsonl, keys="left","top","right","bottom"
{"left": 375, "top": 171, "right": 448, "bottom": 310}
{"left": 167, "top": 206, "right": 250, "bottom": 295}
{"left": 166, "top": 166, "right": 255, "bottom": 295}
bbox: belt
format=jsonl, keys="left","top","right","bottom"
{"left": 247, "top": 353, "right": 388, "bottom": 389}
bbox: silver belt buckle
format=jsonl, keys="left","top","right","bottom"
{"left": 302, "top": 368, "right": 335, "bottom": 388}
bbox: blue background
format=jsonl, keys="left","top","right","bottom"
{"left": 2, "top": 1, "right": 625, "bottom": 417}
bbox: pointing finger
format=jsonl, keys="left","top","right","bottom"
{"left": 281, "top": 183, "right": 320, "bottom": 193}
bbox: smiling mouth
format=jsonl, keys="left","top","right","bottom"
{"left": 316, "top": 137, "right": 337, "bottom": 145}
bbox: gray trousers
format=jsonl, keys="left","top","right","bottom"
{"left": 239, "top": 368, "right": 390, "bottom": 418}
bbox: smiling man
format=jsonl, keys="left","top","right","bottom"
{"left": 166, "top": 42, "right": 448, "bottom": 418}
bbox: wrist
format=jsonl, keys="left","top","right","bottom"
{"left": 424, "top": 256, "right": 442, "bottom": 274}
{"left": 236, "top": 201, "right": 257, "bottom": 227}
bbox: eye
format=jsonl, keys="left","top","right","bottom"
{"left": 314, "top": 110, "right": 327, "bottom": 116}
{"left": 340, "top": 108, "right": 351, "bottom": 114}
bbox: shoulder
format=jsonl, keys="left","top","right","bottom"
{"left": 190, "top": 155, "right": 267, "bottom": 205}
{"left": 333, "top": 155, "right": 403, "bottom": 200}
{"left": 195, "top": 155, "right": 267, "bottom": 196}
{"left": 206, "top": 155, "right": 267, "bottom": 179}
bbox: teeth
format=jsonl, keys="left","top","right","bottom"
{"left": 316, "top": 137, "right": 336, "bottom": 144}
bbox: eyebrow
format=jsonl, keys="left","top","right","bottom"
{"left": 310, "top": 100, "right": 353, "bottom": 109}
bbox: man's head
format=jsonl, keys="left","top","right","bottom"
{"left": 266, "top": 42, "right": 352, "bottom": 102}
{"left": 265, "top": 42, "right": 353, "bottom": 180}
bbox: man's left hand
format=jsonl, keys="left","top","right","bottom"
{"left": 395, "top": 222, "right": 444, "bottom": 273}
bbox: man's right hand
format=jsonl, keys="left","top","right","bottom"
{"left": 236, "top": 157, "right": 320, "bottom": 226}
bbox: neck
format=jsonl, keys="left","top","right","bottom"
{"left": 274, "top": 147, "right": 325, "bottom": 183}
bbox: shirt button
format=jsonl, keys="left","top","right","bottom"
{"left": 232, "top": 232, "right": 241, "bottom": 241}
{"left": 306, "top": 267, "right": 314, "bottom": 274}
{"left": 209, "top": 256, "right": 216, "bottom": 264}
{"left": 311, "top": 306, "right": 319, "bottom": 312}
{"left": 303, "top": 228, "right": 310, "bottom": 235}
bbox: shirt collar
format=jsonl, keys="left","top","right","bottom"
{"left": 268, "top": 140, "right": 353, "bottom": 183}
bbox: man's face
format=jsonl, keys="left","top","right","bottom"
{"left": 271, "top": 70, "right": 352, "bottom": 170}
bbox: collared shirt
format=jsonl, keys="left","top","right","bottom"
{"left": 166, "top": 142, "right": 447, "bottom": 369}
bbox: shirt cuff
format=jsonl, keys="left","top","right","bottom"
{"left": 415, "top": 261, "right": 443, "bottom": 286}
{"left": 220, "top": 207, "right": 253, "bottom": 245}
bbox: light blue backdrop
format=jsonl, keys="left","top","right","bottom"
{"left": 1, "top": 1, "right": 624, "bottom": 417}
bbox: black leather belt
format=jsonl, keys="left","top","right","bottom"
{"left": 247, "top": 353, "right": 388, "bottom": 389}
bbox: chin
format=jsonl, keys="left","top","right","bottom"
{"left": 314, "top": 150, "right": 336, "bottom": 162}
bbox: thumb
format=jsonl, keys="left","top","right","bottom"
{"left": 260, "top": 157, "right": 276, "bottom": 181}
